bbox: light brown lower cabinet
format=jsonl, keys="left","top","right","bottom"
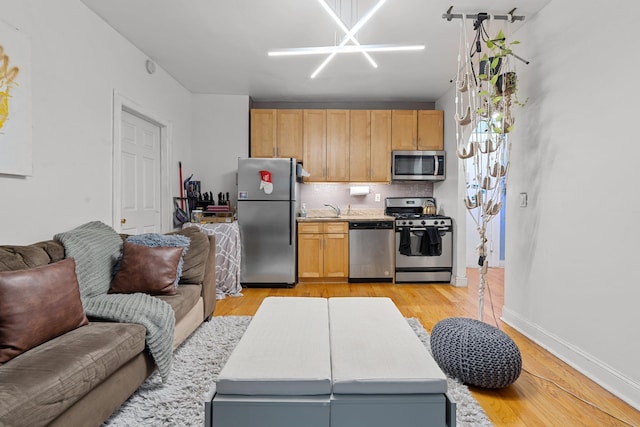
{"left": 297, "top": 222, "right": 349, "bottom": 281}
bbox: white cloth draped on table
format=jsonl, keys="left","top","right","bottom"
{"left": 183, "top": 222, "right": 242, "bottom": 299}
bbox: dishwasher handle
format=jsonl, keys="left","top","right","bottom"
{"left": 349, "top": 221, "right": 394, "bottom": 230}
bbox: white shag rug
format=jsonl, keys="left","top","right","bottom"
{"left": 104, "top": 316, "right": 493, "bottom": 426}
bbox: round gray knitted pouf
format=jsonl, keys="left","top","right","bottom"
{"left": 430, "top": 317, "right": 522, "bottom": 388}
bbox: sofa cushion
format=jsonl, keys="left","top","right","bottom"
{"left": 0, "top": 322, "right": 146, "bottom": 427}
{"left": 125, "top": 233, "right": 190, "bottom": 286}
{"left": 170, "top": 227, "right": 210, "bottom": 284}
{"left": 0, "top": 258, "right": 89, "bottom": 363}
{"left": 156, "top": 283, "right": 202, "bottom": 322}
{"left": 110, "top": 241, "right": 183, "bottom": 296}
{"left": 0, "top": 240, "right": 65, "bottom": 271}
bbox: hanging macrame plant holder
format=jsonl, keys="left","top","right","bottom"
{"left": 453, "top": 13, "right": 525, "bottom": 321}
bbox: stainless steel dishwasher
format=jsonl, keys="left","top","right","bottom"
{"left": 348, "top": 221, "right": 395, "bottom": 282}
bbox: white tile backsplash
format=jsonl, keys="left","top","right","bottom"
{"left": 299, "top": 182, "right": 433, "bottom": 210}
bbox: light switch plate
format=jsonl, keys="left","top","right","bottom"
{"left": 375, "top": 193, "right": 381, "bottom": 202}
{"left": 519, "top": 192, "right": 528, "bottom": 207}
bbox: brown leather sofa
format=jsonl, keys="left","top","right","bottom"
{"left": 0, "top": 226, "right": 217, "bottom": 427}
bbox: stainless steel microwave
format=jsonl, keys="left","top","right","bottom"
{"left": 391, "top": 150, "right": 445, "bottom": 181}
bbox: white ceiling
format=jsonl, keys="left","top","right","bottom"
{"left": 80, "top": 0, "right": 551, "bottom": 102}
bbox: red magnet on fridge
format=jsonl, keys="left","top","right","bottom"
{"left": 259, "top": 170, "right": 273, "bottom": 194}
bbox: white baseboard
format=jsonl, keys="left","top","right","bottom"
{"left": 450, "top": 274, "right": 468, "bottom": 287}
{"left": 501, "top": 307, "right": 640, "bottom": 411}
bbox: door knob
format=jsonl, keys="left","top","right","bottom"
{"left": 120, "top": 218, "right": 127, "bottom": 224}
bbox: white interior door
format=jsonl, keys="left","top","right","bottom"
{"left": 119, "top": 110, "right": 162, "bottom": 234}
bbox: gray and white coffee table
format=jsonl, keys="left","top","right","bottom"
{"left": 205, "top": 297, "right": 456, "bottom": 427}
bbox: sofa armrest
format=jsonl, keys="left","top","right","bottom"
{"left": 201, "top": 235, "right": 217, "bottom": 319}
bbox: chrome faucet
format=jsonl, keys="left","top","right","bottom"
{"left": 324, "top": 203, "right": 341, "bottom": 217}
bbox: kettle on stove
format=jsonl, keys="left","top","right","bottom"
{"left": 422, "top": 202, "right": 437, "bottom": 216}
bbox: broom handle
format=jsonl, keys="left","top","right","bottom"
{"left": 179, "top": 161, "right": 185, "bottom": 210}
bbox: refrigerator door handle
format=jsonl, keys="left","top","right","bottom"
{"left": 289, "top": 158, "right": 293, "bottom": 245}
{"left": 289, "top": 201, "right": 293, "bottom": 245}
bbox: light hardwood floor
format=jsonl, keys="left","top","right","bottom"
{"left": 213, "top": 268, "right": 640, "bottom": 426}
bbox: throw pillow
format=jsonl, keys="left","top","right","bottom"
{"left": 0, "top": 258, "right": 89, "bottom": 364}
{"left": 125, "top": 233, "right": 190, "bottom": 286}
{"left": 109, "top": 241, "right": 184, "bottom": 296}
{"left": 169, "top": 227, "right": 210, "bottom": 284}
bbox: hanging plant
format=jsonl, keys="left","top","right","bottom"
{"left": 496, "top": 71, "right": 516, "bottom": 95}
{"left": 478, "top": 56, "right": 501, "bottom": 80}
{"left": 453, "top": 16, "right": 529, "bottom": 321}
{"left": 481, "top": 30, "right": 528, "bottom": 124}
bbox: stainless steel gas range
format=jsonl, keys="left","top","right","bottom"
{"left": 385, "top": 197, "right": 453, "bottom": 283}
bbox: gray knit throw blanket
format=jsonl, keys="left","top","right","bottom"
{"left": 55, "top": 221, "right": 175, "bottom": 382}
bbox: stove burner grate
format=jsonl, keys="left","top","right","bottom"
{"left": 389, "top": 213, "right": 449, "bottom": 220}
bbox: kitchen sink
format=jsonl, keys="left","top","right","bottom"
{"left": 301, "top": 215, "right": 341, "bottom": 220}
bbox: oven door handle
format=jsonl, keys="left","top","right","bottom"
{"left": 404, "top": 227, "right": 450, "bottom": 232}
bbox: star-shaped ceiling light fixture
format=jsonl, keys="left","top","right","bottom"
{"left": 268, "top": 0, "right": 425, "bottom": 78}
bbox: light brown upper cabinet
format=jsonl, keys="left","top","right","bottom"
{"left": 417, "top": 110, "right": 444, "bottom": 151}
{"left": 370, "top": 110, "right": 392, "bottom": 181}
{"left": 326, "top": 110, "right": 350, "bottom": 182}
{"left": 350, "top": 110, "right": 391, "bottom": 182}
{"left": 349, "top": 110, "right": 370, "bottom": 182}
{"left": 250, "top": 109, "right": 303, "bottom": 159}
{"left": 304, "top": 109, "right": 350, "bottom": 182}
{"left": 391, "top": 109, "right": 444, "bottom": 151}
{"left": 303, "top": 109, "right": 327, "bottom": 182}
{"left": 250, "top": 109, "right": 277, "bottom": 158}
{"left": 391, "top": 110, "right": 418, "bottom": 150}
{"left": 252, "top": 108, "right": 438, "bottom": 182}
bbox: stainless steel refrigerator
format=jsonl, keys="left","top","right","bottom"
{"left": 237, "top": 157, "right": 299, "bottom": 286}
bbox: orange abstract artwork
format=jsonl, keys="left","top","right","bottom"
{"left": 0, "top": 45, "right": 19, "bottom": 131}
{"left": 0, "top": 22, "right": 31, "bottom": 176}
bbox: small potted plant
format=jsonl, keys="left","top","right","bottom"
{"left": 475, "top": 30, "right": 527, "bottom": 133}
{"left": 496, "top": 71, "right": 517, "bottom": 95}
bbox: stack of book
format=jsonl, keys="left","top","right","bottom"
{"left": 205, "top": 205, "right": 230, "bottom": 214}
{"left": 203, "top": 204, "right": 234, "bottom": 223}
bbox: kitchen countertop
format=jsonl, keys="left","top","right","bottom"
{"left": 297, "top": 208, "right": 394, "bottom": 222}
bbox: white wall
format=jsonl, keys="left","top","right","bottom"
{"left": 434, "top": 96, "right": 467, "bottom": 286}
{"left": 0, "top": 0, "right": 193, "bottom": 244}
{"left": 500, "top": 0, "right": 640, "bottom": 408}
{"left": 191, "top": 95, "right": 249, "bottom": 206}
